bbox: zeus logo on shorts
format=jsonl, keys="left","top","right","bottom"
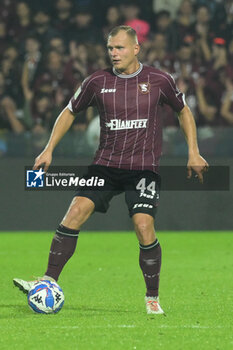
{"left": 105, "top": 119, "right": 148, "bottom": 130}
{"left": 133, "top": 204, "right": 153, "bottom": 209}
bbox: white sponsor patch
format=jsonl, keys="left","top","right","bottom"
{"left": 105, "top": 119, "right": 147, "bottom": 130}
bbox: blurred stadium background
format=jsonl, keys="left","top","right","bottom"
{"left": 0, "top": 0, "right": 232, "bottom": 231}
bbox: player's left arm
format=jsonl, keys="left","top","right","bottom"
{"left": 178, "top": 105, "right": 209, "bottom": 183}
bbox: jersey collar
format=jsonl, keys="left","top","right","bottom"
{"left": 113, "top": 62, "right": 143, "bottom": 78}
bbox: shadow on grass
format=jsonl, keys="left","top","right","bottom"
{"left": 64, "top": 305, "right": 137, "bottom": 314}
{"left": 0, "top": 305, "right": 141, "bottom": 319}
{"left": 0, "top": 304, "right": 31, "bottom": 318}
{"left": 0, "top": 304, "right": 27, "bottom": 310}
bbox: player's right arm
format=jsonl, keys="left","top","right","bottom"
{"left": 33, "top": 108, "right": 75, "bottom": 172}
{"left": 34, "top": 73, "right": 97, "bottom": 171}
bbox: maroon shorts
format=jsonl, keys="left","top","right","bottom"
{"left": 74, "top": 165, "right": 161, "bottom": 218}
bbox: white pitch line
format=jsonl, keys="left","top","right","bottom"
{"left": 158, "top": 325, "right": 228, "bottom": 329}
{"left": 52, "top": 325, "right": 229, "bottom": 330}
{"left": 53, "top": 325, "right": 135, "bottom": 329}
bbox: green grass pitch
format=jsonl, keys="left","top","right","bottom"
{"left": 0, "top": 231, "right": 232, "bottom": 350}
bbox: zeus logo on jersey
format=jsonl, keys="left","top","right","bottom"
{"left": 26, "top": 168, "right": 45, "bottom": 187}
{"left": 101, "top": 88, "right": 116, "bottom": 93}
{"left": 105, "top": 119, "right": 148, "bottom": 130}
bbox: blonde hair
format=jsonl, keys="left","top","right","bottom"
{"left": 108, "top": 25, "right": 138, "bottom": 44}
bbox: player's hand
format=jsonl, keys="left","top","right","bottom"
{"left": 187, "top": 154, "right": 209, "bottom": 184}
{"left": 33, "top": 149, "right": 52, "bottom": 173}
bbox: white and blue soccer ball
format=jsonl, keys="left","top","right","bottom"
{"left": 27, "top": 280, "right": 64, "bottom": 314}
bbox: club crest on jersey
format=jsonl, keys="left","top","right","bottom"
{"left": 138, "top": 82, "right": 150, "bottom": 94}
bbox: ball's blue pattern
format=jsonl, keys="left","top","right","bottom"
{"left": 45, "top": 288, "right": 54, "bottom": 308}
{"left": 54, "top": 300, "right": 64, "bottom": 313}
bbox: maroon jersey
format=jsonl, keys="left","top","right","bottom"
{"left": 68, "top": 63, "right": 185, "bottom": 172}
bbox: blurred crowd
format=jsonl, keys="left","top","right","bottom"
{"left": 0, "top": 0, "right": 233, "bottom": 155}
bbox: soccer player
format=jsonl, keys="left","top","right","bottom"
{"left": 13, "top": 26, "right": 208, "bottom": 314}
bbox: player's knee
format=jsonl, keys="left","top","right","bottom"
{"left": 69, "top": 203, "right": 89, "bottom": 221}
{"left": 133, "top": 217, "right": 153, "bottom": 235}
{"left": 62, "top": 197, "right": 94, "bottom": 229}
{"left": 68, "top": 204, "right": 82, "bottom": 220}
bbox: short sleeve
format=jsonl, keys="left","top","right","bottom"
{"left": 159, "top": 73, "right": 185, "bottom": 113}
{"left": 67, "top": 75, "right": 96, "bottom": 115}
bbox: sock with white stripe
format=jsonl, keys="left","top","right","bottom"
{"left": 45, "top": 224, "right": 79, "bottom": 281}
{"left": 139, "top": 239, "right": 161, "bottom": 297}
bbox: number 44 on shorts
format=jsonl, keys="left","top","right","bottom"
{"left": 136, "top": 178, "right": 159, "bottom": 199}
